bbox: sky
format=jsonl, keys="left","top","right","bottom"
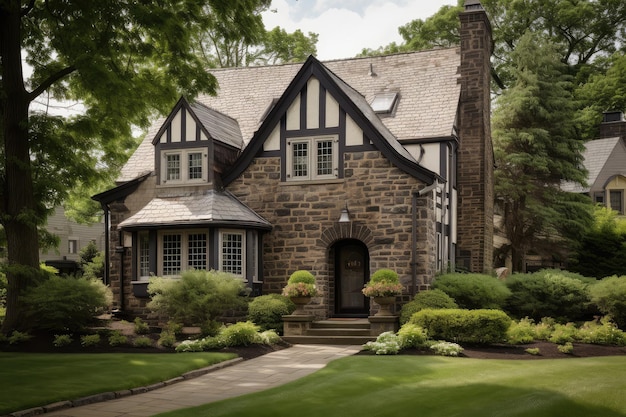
{"left": 261, "top": 0, "right": 458, "bottom": 61}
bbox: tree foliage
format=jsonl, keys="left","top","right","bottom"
{"left": 493, "top": 32, "right": 592, "bottom": 270}
{"left": 0, "top": 0, "right": 266, "bottom": 334}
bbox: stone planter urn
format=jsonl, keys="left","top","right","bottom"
{"left": 290, "top": 296, "right": 312, "bottom": 315}
{"left": 373, "top": 296, "right": 396, "bottom": 316}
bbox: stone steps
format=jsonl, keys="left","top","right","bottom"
{"left": 282, "top": 318, "right": 377, "bottom": 345}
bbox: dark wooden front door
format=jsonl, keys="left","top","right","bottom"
{"left": 335, "top": 240, "right": 369, "bottom": 316}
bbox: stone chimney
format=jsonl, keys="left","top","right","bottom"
{"left": 599, "top": 111, "right": 626, "bottom": 139}
{"left": 456, "top": 0, "right": 494, "bottom": 273}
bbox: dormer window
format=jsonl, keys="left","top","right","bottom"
{"left": 161, "top": 148, "right": 208, "bottom": 185}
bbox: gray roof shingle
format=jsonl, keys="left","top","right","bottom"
{"left": 118, "top": 190, "right": 271, "bottom": 230}
{"left": 119, "top": 49, "right": 461, "bottom": 182}
{"left": 562, "top": 137, "right": 622, "bottom": 193}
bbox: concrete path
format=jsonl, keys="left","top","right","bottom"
{"left": 39, "top": 344, "right": 361, "bottom": 417}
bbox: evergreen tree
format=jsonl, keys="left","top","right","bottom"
{"left": 493, "top": 32, "right": 592, "bottom": 271}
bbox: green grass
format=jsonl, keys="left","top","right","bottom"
{"left": 157, "top": 355, "right": 626, "bottom": 417}
{"left": 0, "top": 352, "right": 236, "bottom": 414}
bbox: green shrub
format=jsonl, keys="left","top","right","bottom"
{"left": 505, "top": 271, "right": 592, "bottom": 322}
{"left": 558, "top": 342, "right": 574, "bottom": 354}
{"left": 287, "top": 270, "right": 316, "bottom": 284}
{"left": 397, "top": 323, "right": 428, "bottom": 349}
{"left": 430, "top": 341, "right": 464, "bottom": 356}
{"left": 53, "top": 334, "right": 73, "bottom": 347}
{"left": 8, "top": 331, "right": 32, "bottom": 345}
{"left": 248, "top": 294, "right": 295, "bottom": 333}
{"left": 409, "top": 308, "right": 512, "bottom": 344}
{"left": 432, "top": 273, "right": 511, "bottom": 309}
{"left": 134, "top": 317, "right": 150, "bottom": 334}
{"left": 164, "top": 321, "right": 184, "bottom": 337}
{"left": 158, "top": 331, "right": 177, "bottom": 348}
{"left": 589, "top": 275, "right": 626, "bottom": 329}
{"left": 80, "top": 334, "right": 101, "bottom": 347}
{"left": 257, "top": 330, "right": 281, "bottom": 345}
{"left": 148, "top": 270, "right": 248, "bottom": 326}
{"left": 525, "top": 347, "right": 540, "bottom": 355}
{"left": 506, "top": 317, "right": 536, "bottom": 345}
{"left": 548, "top": 323, "right": 578, "bottom": 344}
{"left": 363, "top": 332, "right": 401, "bottom": 355}
{"left": 175, "top": 339, "right": 206, "bottom": 353}
{"left": 577, "top": 318, "right": 626, "bottom": 346}
{"left": 370, "top": 269, "right": 399, "bottom": 283}
{"left": 534, "top": 317, "right": 556, "bottom": 340}
{"left": 108, "top": 331, "right": 128, "bottom": 347}
{"left": 220, "top": 321, "right": 260, "bottom": 347}
{"left": 399, "top": 289, "right": 458, "bottom": 325}
{"left": 200, "top": 319, "right": 222, "bottom": 337}
{"left": 21, "top": 276, "right": 112, "bottom": 332}
{"left": 133, "top": 336, "right": 153, "bottom": 348}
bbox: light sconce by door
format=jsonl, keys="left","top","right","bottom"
{"left": 338, "top": 204, "right": 351, "bottom": 223}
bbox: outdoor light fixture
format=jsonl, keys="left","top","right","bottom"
{"left": 338, "top": 205, "right": 351, "bottom": 223}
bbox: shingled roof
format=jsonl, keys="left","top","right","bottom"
{"left": 562, "top": 137, "right": 626, "bottom": 193}
{"left": 119, "top": 48, "right": 461, "bottom": 182}
{"left": 118, "top": 190, "right": 271, "bottom": 230}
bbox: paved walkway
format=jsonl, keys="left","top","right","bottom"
{"left": 38, "top": 345, "right": 361, "bottom": 417}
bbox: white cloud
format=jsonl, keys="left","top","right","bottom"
{"left": 262, "top": 0, "right": 457, "bottom": 60}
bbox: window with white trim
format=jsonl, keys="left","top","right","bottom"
{"left": 161, "top": 148, "right": 208, "bottom": 185}
{"left": 138, "top": 232, "right": 150, "bottom": 280}
{"left": 220, "top": 230, "right": 245, "bottom": 277}
{"left": 158, "top": 230, "right": 208, "bottom": 276}
{"left": 286, "top": 136, "right": 338, "bottom": 181}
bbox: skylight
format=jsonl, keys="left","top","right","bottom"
{"left": 371, "top": 92, "right": 398, "bottom": 114}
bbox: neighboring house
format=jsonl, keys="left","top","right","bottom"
{"left": 40, "top": 206, "right": 106, "bottom": 274}
{"left": 563, "top": 111, "right": 626, "bottom": 215}
{"left": 93, "top": 1, "right": 494, "bottom": 319}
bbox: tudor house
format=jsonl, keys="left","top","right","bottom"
{"left": 94, "top": 1, "right": 494, "bottom": 320}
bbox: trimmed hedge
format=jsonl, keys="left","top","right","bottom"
{"left": 399, "top": 289, "right": 458, "bottom": 325}
{"left": 247, "top": 294, "right": 295, "bottom": 334}
{"left": 589, "top": 275, "right": 626, "bottom": 329}
{"left": 409, "top": 308, "right": 512, "bottom": 344}
{"left": 432, "top": 273, "right": 511, "bottom": 309}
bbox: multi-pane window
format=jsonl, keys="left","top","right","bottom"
{"left": 287, "top": 136, "right": 337, "bottom": 181}
{"left": 139, "top": 233, "right": 150, "bottom": 279}
{"left": 188, "top": 233, "right": 207, "bottom": 270}
{"left": 68, "top": 239, "right": 78, "bottom": 254}
{"left": 161, "top": 148, "right": 207, "bottom": 184}
{"left": 292, "top": 142, "right": 309, "bottom": 178}
{"left": 188, "top": 152, "right": 203, "bottom": 180}
{"left": 610, "top": 190, "right": 624, "bottom": 214}
{"left": 220, "top": 231, "right": 244, "bottom": 276}
{"left": 162, "top": 234, "right": 182, "bottom": 275}
{"left": 166, "top": 154, "right": 181, "bottom": 181}
{"left": 317, "top": 140, "right": 333, "bottom": 176}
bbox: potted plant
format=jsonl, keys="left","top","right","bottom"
{"left": 362, "top": 269, "right": 403, "bottom": 316}
{"left": 282, "top": 270, "right": 319, "bottom": 315}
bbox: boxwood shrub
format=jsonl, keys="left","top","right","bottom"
{"left": 409, "top": 308, "right": 512, "bottom": 344}
{"left": 247, "top": 294, "right": 295, "bottom": 334}
{"left": 399, "top": 289, "right": 458, "bottom": 324}
{"left": 432, "top": 273, "right": 511, "bottom": 309}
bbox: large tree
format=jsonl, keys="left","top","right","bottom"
{"left": 0, "top": 0, "right": 267, "bottom": 334}
{"left": 493, "top": 32, "right": 591, "bottom": 271}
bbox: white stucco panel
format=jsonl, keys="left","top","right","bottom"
{"left": 171, "top": 111, "right": 182, "bottom": 143}
{"left": 286, "top": 94, "right": 301, "bottom": 131}
{"left": 326, "top": 94, "right": 339, "bottom": 128}
{"left": 264, "top": 125, "right": 280, "bottom": 151}
{"left": 406, "top": 143, "right": 441, "bottom": 176}
{"left": 186, "top": 111, "right": 196, "bottom": 141}
{"left": 345, "top": 115, "right": 363, "bottom": 146}
{"left": 307, "top": 77, "right": 320, "bottom": 129}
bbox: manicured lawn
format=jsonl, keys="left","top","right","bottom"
{"left": 0, "top": 351, "right": 236, "bottom": 414}
{"left": 157, "top": 355, "right": 626, "bottom": 417}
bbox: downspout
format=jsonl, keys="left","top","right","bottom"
{"left": 115, "top": 232, "right": 125, "bottom": 315}
{"left": 101, "top": 203, "right": 110, "bottom": 286}
{"left": 411, "top": 192, "right": 417, "bottom": 296}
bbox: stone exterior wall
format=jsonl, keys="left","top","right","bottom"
{"left": 456, "top": 6, "right": 494, "bottom": 273}
{"left": 227, "top": 150, "right": 436, "bottom": 319}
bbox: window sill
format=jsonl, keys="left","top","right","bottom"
{"left": 282, "top": 178, "right": 344, "bottom": 186}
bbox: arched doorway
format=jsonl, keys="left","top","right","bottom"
{"left": 333, "top": 239, "right": 369, "bottom": 317}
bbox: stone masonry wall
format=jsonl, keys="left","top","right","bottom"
{"left": 227, "top": 150, "right": 437, "bottom": 319}
{"left": 457, "top": 7, "right": 494, "bottom": 273}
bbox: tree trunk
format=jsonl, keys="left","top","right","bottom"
{"left": 1, "top": 2, "right": 41, "bottom": 334}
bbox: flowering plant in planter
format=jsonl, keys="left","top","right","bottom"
{"left": 362, "top": 281, "right": 404, "bottom": 297}
{"left": 282, "top": 270, "right": 320, "bottom": 298}
{"left": 362, "top": 268, "right": 403, "bottom": 297}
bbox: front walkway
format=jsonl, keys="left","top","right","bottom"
{"left": 41, "top": 344, "right": 361, "bottom": 417}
